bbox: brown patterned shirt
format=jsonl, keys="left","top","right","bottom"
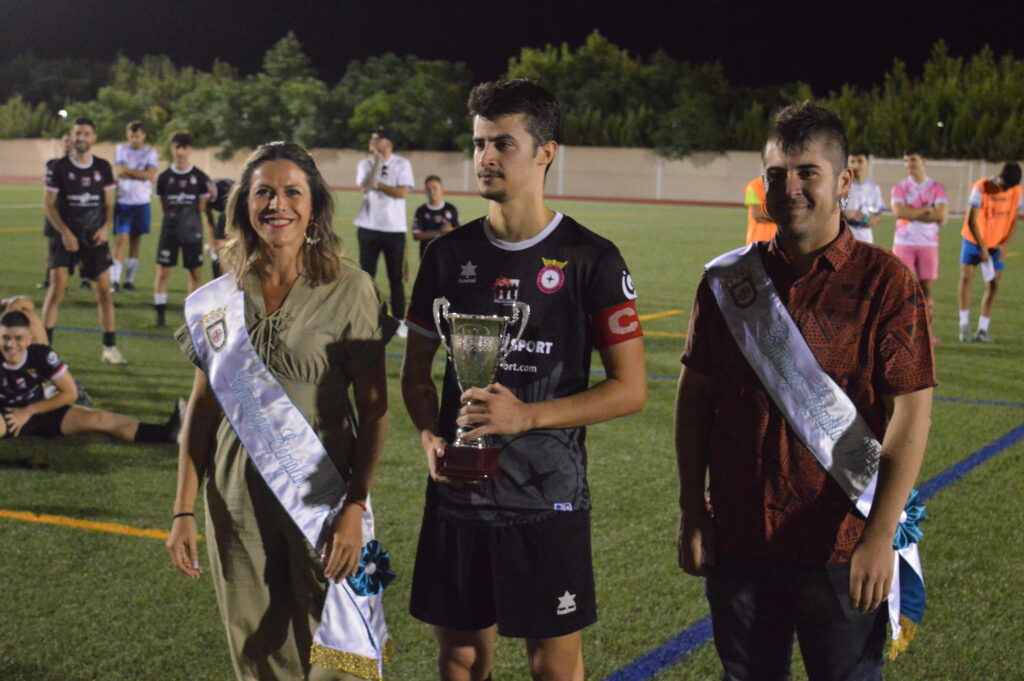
{"left": 682, "top": 224, "right": 936, "bottom": 564}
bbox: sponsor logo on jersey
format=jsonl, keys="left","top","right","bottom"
{"left": 458, "top": 260, "right": 478, "bottom": 284}
{"left": 537, "top": 257, "right": 567, "bottom": 294}
{"left": 621, "top": 269, "right": 637, "bottom": 300}
{"left": 492, "top": 277, "right": 519, "bottom": 304}
{"left": 553, "top": 502, "right": 573, "bottom": 511}
{"left": 724, "top": 267, "right": 756, "bottom": 308}
{"left": 502, "top": 335, "right": 554, "bottom": 355}
{"left": 203, "top": 306, "right": 229, "bottom": 352}
{"left": 556, "top": 590, "right": 577, "bottom": 616}
{"left": 81, "top": 176, "right": 91, "bottom": 187}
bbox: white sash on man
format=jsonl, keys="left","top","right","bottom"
{"left": 185, "top": 274, "right": 390, "bottom": 680}
{"left": 705, "top": 244, "right": 925, "bottom": 655}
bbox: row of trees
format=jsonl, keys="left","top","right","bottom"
{"left": 1, "top": 33, "right": 1022, "bottom": 160}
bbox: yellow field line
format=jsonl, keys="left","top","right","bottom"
{"left": 0, "top": 508, "right": 199, "bottom": 541}
{"left": 1006, "top": 252, "right": 1019, "bottom": 258}
{"left": 638, "top": 309, "right": 683, "bottom": 321}
{"left": 0, "top": 227, "right": 40, "bottom": 233}
{"left": 645, "top": 330, "right": 687, "bottom": 338}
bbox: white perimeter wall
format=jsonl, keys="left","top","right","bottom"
{"left": 2, "top": 138, "right": 1012, "bottom": 214}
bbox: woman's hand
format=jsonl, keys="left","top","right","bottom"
{"left": 165, "top": 515, "right": 202, "bottom": 579}
{"left": 323, "top": 503, "right": 364, "bottom": 582}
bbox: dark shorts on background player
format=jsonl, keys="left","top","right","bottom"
{"left": 960, "top": 238, "right": 1005, "bottom": 271}
{"left": 114, "top": 203, "right": 152, "bottom": 236}
{"left": 213, "top": 212, "right": 227, "bottom": 240}
{"left": 2, "top": 405, "right": 70, "bottom": 439}
{"left": 156, "top": 229, "right": 203, "bottom": 269}
{"left": 410, "top": 509, "right": 597, "bottom": 639}
{"left": 48, "top": 237, "right": 113, "bottom": 279}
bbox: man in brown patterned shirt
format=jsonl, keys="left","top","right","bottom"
{"left": 675, "top": 102, "right": 935, "bottom": 681}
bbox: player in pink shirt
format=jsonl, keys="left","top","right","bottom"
{"left": 891, "top": 149, "right": 947, "bottom": 343}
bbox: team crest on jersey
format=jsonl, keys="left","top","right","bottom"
{"left": 203, "top": 307, "right": 229, "bottom": 352}
{"left": 189, "top": 176, "right": 197, "bottom": 184}
{"left": 725, "top": 267, "right": 757, "bottom": 308}
{"left": 537, "top": 258, "right": 567, "bottom": 294}
{"left": 492, "top": 277, "right": 520, "bottom": 304}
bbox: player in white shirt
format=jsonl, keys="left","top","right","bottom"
{"left": 843, "top": 151, "right": 884, "bottom": 243}
{"left": 112, "top": 121, "right": 159, "bottom": 291}
{"left": 354, "top": 128, "right": 414, "bottom": 336}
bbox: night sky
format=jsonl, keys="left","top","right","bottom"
{"left": 6, "top": 0, "right": 1018, "bottom": 93}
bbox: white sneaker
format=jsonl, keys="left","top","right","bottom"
{"left": 959, "top": 324, "right": 971, "bottom": 343}
{"left": 396, "top": 321, "right": 408, "bottom": 339}
{"left": 101, "top": 345, "right": 128, "bottom": 365}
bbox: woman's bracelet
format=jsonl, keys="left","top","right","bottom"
{"left": 173, "top": 512, "right": 195, "bottom": 519}
{"left": 344, "top": 499, "right": 367, "bottom": 512}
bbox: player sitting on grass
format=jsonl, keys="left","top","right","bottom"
{"left": 1, "top": 310, "right": 182, "bottom": 442}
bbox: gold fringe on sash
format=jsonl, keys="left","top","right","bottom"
{"left": 887, "top": 615, "right": 918, "bottom": 660}
{"left": 310, "top": 639, "right": 394, "bottom": 680}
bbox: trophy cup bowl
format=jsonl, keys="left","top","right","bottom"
{"left": 433, "top": 297, "right": 530, "bottom": 480}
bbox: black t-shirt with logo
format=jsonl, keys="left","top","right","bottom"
{"left": 412, "top": 201, "right": 460, "bottom": 257}
{"left": 406, "top": 213, "right": 644, "bottom": 524}
{"left": 156, "top": 165, "right": 211, "bottom": 244}
{"left": 1, "top": 344, "right": 67, "bottom": 408}
{"left": 45, "top": 156, "right": 116, "bottom": 238}
{"left": 43, "top": 157, "right": 63, "bottom": 237}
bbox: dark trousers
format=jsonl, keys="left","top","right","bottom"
{"left": 357, "top": 227, "right": 405, "bottom": 318}
{"left": 705, "top": 559, "right": 887, "bottom": 681}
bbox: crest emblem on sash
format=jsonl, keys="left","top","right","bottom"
{"left": 724, "top": 267, "right": 757, "bottom": 308}
{"left": 203, "top": 307, "right": 228, "bottom": 352}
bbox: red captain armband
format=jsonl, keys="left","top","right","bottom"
{"left": 590, "top": 300, "right": 643, "bottom": 349}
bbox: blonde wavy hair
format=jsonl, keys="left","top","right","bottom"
{"left": 221, "top": 141, "right": 342, "bottom": 286}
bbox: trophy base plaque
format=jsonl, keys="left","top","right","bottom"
{"left": 438, "top": 445, "right": 501, "bottom": 481}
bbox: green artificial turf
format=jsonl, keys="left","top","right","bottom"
{"left": 1, "top": 182, "right": 1021, "bottom": 680}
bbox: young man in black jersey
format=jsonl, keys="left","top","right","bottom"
{"left": 41, "top": 118, "right": 127, "bottom": 365}
{"left": 401, "top": 80, "right": 647, "bottom": 681}
{"left": 204, "top": 178, "right": 234, "bottom": 278}
{"left": 153, "top": 132, "right": 213, "bottom": 327}
{"left": 38, "top": 133, "right": 74, "bottom": 289}
{"left": 1, "top": 311, "right": 180, "bottom": 442}
{"left": 412, "top": 175, "right": 460, "bottom": 258}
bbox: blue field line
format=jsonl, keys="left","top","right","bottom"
{"left": 56, "top": 325, "right": 172, "bottom": 340}
{"left": 599, "top": 420, "right": 1024, "bottom": 681}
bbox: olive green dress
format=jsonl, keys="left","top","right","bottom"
{"left": 176, "top": 262, "right": 396, "bottom": 681}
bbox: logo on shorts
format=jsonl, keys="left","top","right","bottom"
{"left": 724, "top": 267, "right": 757, "bottom": 308}
{"left": 553, "top": 502, "right": 573, "bottom": 511}
{"left": 492, "top": 277, "right": 519, "bottom": 304}
{"left": 537, "top": 258, "right": 567, "bottom": 294}
{"left": 203, "top": 307, "right": 228, "bottom": 352}
{"left": 556, "top": 591, "right": 577, "bottom": 616}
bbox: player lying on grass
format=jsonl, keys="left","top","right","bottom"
{"left": 1, "top": 310, "right": 182, "bottom": 442}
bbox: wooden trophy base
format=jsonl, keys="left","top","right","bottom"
{"left": 438, "top": 444, "right": 501, "bottom": 480}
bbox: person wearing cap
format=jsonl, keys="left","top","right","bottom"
{"left": 354, "top": 128, "right": 415, "bottom": 337}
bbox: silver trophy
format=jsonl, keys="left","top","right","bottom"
{"left": 432, "top": 297, "right": 531, "bottom": 480}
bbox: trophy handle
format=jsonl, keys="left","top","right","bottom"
{"left": 500, "top": 302, "right": 531, "bottom": 363}
{"left": 432, "top": 297, "right": 452, "bottom": 357}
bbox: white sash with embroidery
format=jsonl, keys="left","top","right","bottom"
{"left": 185, "top": 274, "right": 389, "bottom": 680}
{"left": 705, "top": 244, "right": 925, "bottom": 648}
